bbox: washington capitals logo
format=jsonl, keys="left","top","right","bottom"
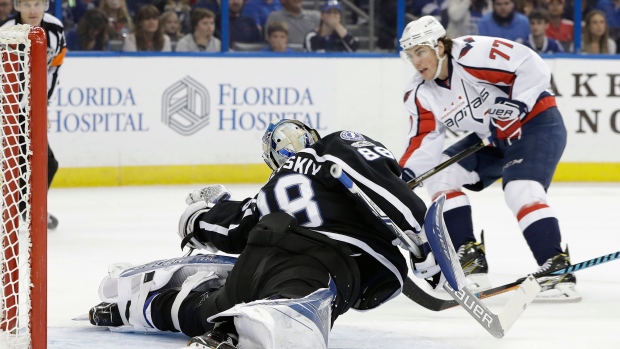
{"left": 459, "top": 37, "right": 475, "bottom": 59}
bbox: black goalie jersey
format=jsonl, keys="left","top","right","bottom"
{"left": 192, "top": 131, "right": 427, "bottom": 308}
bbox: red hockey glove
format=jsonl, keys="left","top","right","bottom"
{"left": 488, "top": 97, "right": 527, "bottom": 146}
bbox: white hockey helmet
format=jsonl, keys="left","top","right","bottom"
{"left": 400, "top": 16, "right": 446, "bottom": 51}
{"left": 400, "top": 16, "right": 448, "bottom": 80}
{"left": 262, "top": 119, "right": 321, "bottom": 171}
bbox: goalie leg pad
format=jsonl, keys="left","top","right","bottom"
{"left": 208, "top": 282, "right": 336, "bottom": 349}
{"left": 96, "top": 254, "right": 235, "bottom": 332}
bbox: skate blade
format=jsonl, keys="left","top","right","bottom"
{"left": 533, "top": 283, "right": 582, "bottom": 303}
{"left": 464, "top": 274, "right": 492, "bottom": 292}
{"left": 182, "top": 344, "right": 209, "bottom": 349}
{"left": 72, "top": 314, "right": 89, "bottom": 321}
{"left": 183, "top": 343, "right": 213, "bottom": 349}
{"left": 433, "top": 274, "right": 491, "bottom": 294}
{"left": 183, "top": 339, "right": 234, "bottom": 349}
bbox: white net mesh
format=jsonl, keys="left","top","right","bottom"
{"left": 0, "top": 24, "right": 33, "bottom": 349}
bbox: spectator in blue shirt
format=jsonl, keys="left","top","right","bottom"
{"left": 191, "top": 0, "right": 220, "bottom": 14}
{"left": 303, "top": 0, "right": 359, "bottom": 52}
{"left": 228, "top": 0, "right": 261, "bottom": 44}
{"left": 410, "top": 0, "right": 447, "bottom": 18}
{"left": 523, "top": 9, "right": 563, "bottom": 53}
{"left": 243, "top": 0, "right": 282, "bottom": 35}
{"left": 561, "top": 0, "right": 595, "bottom": 23}
{"left": 262, "top": 21, "right": 296, "bottom": 52}
{"left": 596, "top": 0, "right": 620, "bottom": 40}
{"left": 478, "top": 0, "right": 530, "bottom": 43}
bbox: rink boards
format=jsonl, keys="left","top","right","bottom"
{"left": 48, "top": 54, "right": 620, "bottom": 186}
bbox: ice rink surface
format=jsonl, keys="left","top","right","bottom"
{"left": 46, "top": 183, "right": 620, "bottom": 349}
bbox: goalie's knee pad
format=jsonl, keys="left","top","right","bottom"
{"left": 208, "top": 282, "right": 336, "bottom": 349}
{"left": 97, "top": 254, "right": 236, "bottom": 332}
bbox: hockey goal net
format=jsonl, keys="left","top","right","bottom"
{"left": 0, "top": 25, "right": 48, "bottom": 349}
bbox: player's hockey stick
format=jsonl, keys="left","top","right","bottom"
{"left": 403, "top": 250, "right": 620, "bottom": 311}
{"left": 330, "top": 164, "right": 540, "bottom": 338}
{"left": 406, "top": 138, "right": 490, "bottom": 189}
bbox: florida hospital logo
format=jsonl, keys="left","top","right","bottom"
{"left": 162, "top": 76, "right": 210, "bottom": 135}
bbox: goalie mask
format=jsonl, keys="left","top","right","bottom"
{"left": 262, "top": 119, "right": 321, "bottom": 171}
{"left": 400, "top": 16, "right": 447, "bottom": 80}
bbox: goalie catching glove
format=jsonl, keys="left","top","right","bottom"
{"left": 178, "top": 185, "right": 232, "bottom": 253}
{"left": 488, "top": 97, "right": 528, "bottom": 146}
{"left": 185, "top": 184, "right": 232, "bottom": 205}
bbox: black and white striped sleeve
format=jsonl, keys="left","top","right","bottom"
{"left": 303, "top": 133, "right": 427, "bottom": 233}
{"left": 42, "top": 13, "right": 66, "bottom": 102}
{"left": 193, "top": 198, "right": 260, "bottom": 254}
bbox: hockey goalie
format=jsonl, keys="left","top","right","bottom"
{"left": 87, "top": 119, "right": 453, "bottom": 348}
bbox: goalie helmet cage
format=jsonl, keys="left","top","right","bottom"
{"left": 0, "top": 25, "right": 48, "bottom": 349}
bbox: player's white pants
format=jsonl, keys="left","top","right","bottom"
{"left": 424, "top": 154, "right": 548, "bottom": 204}
{"left": 424, "top": 155, "right": 480, "bottom": 198}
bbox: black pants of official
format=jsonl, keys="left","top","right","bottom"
{"left": 18, "top": 142, "right": 58, "bottom": 216}
{"left": 47, "top": 142, "right": 59, "bottom": 188}
{"left": 150, "top": 212, "right": 361, "bottom": 337}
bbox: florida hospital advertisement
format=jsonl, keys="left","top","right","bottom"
{"left": 47, "top": 56, "right": 620, "bottom": 185}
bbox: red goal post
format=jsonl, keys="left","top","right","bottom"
{"left": 0, "top": 25, "right": 48, "bottom": 349}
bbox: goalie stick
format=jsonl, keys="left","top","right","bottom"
{"left": 406, "top": 138, "right": 490, "bottom": 189}
{"left": 328, "top": 163, "right": 423, "bottom": 259}
{"left": 403, "top": 250, "right": 620, "bottom": 311}
{"left": 330, "top": 164, "right": 540, "bottom": 338}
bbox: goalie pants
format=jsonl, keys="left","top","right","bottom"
{"left": 150, "top": 212, "right": 361, "bottom": 337}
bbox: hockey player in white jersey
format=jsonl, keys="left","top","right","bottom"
{"left": 398, "top": 16, "right": 579, "bottom": 301}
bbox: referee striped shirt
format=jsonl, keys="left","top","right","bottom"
{"left": 1, "top": 13, "right": 67, "bottom": 101}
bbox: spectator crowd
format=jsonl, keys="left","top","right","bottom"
{"left": 1, "top": 0, "right": 618, "bottom": 54}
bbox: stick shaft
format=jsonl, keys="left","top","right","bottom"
{"left": 407, "top": 140, "right": 487, "bottom": 189}
{"left": 403, "top": 250, "right": 620, "bottom": 311}
{"left": 329, "top": 164, "right": 422, "bottom": 257}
